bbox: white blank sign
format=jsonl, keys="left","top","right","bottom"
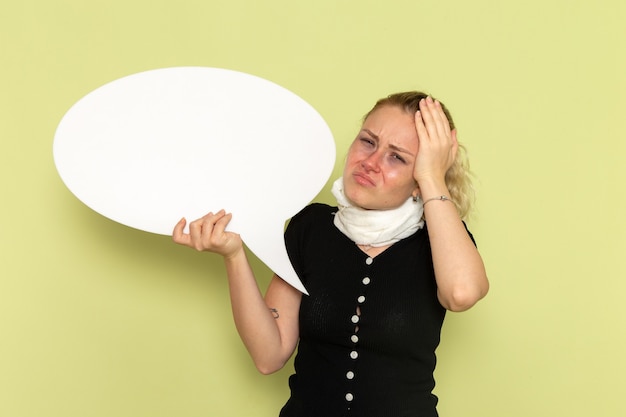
{"left": 53, "top": 67, "right": 336, "bottom": 294}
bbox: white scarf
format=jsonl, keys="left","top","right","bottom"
{"left": 331, "top": 177, "right": 424, "bottom": 247}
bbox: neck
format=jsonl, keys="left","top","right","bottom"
{"left": 331, "top": 177, "right": 425, "bottom": 247}
{"left": 357, "top": 243, "right": 391, "bottom": 257}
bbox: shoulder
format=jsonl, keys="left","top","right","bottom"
{"left": 285, "top": 203, "right": 337, "bottom": 247}
{"left": 284, "top": 203, "right": 338, "bottom": 281}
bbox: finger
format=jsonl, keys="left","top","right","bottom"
{"left": 199, "top": 210, "right": 229, "bottom": 248}
{"left": 414, "top": 110, "right": 429, "bottom": 142}
{"left": 423, "top": 97, "right": 449, "bottom": 140}
{"left": 202, "top": 210, "right": 227, "bottom": 233}
{"left": 208, "top": 210, "right": 231, "bottom": 243}
{"left": 188, "top": 214, "right": 213, "bottom": 250}
{"left": 419, "top": 98, "right": 441, "bottom": 141}
{"left": 172, "top": 217, "right": 190, "bottom": 245}
{"left": 212, "top": 212, "right": 233, "bottom": 236}
{"left": 189, "top": 214, "right": 209, "bottom": 236}
{"left": 433, "top": 100, "right": 452, "bottom": 137}
{"left": 421, "top": 97, "right": 450, "bottom": 140}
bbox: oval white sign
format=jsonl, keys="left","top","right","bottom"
{"left": 53, "top": 67, "right": 336, "bottom": 293}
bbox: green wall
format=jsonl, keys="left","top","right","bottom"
{"left": 2, "top": 1, "right": 625, "bottom": 416}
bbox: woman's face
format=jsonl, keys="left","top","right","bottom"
{"left": 343, "top": 105, "right": 419, "bottom": 210}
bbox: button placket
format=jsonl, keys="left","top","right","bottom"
{"left": 345, "top": 256, "right": 374, "bottom": 409}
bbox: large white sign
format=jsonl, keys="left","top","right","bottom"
{"left": 53, "top": 67, "right": 336, "bottom": 294}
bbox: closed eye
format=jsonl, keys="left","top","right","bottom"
{"left": 391, "top": 153, "right": 406, "bottom": 164}
{"left": 359, "top": 137, "right": 376, "bottom": 147}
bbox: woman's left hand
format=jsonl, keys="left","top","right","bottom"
{"left": 413, "top": 96, "right": 458, "bottom": 184}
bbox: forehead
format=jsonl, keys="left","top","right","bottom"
{"left": 362, "top": 105, "right": 417, "bottom": 147}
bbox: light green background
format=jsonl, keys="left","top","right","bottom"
{"left": 2, "top": 1, "right": 625, "bottom": 416}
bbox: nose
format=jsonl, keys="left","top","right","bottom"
{"left": 361, "top": 150, "right": 382, "bottom": 172}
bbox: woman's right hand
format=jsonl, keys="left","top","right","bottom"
{"left": 413, "top": 96, "right": 458, "bottom": 186}
{"left": 172, "top": 210, "right": 244, "bottom": 259}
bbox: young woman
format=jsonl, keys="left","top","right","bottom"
{"left": 173, "top": 92, "right": 489, "bottom": 417}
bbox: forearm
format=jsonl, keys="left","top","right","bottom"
{"left": 223, "top": 249, "right": 295, "bottom": 373}
{"left": 420, "top": 179, "right": 489, "bottom": 311}
{"left": 172, "top": 211, "right": 298, "bottom": 373}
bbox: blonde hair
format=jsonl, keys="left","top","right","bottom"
{"left": 364, "top": 91, "right": 475, "bottom": 219}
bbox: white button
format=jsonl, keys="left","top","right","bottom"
{"left": 346, "top": 371, "right": 355, "bottom": 379}
{"left": 351, "top": 334, "right": 359, "bottom": 343}
{"left": 366, "top": 257, "right": 373, "bottom": 265}
{"left": 350, "top": 350, "right": 359, "bottom": 359}
{"left": 362, "top": 277, "right": 371, "bottom": 285}
{"left": 345, "top": 393, "right": 354, "bottom": 402}
{"left": 351, "top": 315, "right": 359, "bottom": 324}
{"left": 357, "top": 295, "right": 365, "bottom": 303}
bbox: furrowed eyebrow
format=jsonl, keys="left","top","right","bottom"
{"left": 389, "top": 143, "right": 414, "bottom": 156}
{"left": 361, "top": 128, "right": 380, "bottom": 140}
{"left": 362, "top": 129, "right": 414, "bottom": 157}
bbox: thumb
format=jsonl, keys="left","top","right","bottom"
{"left": 172, "top": 217, "right": 188, "bottom": 243}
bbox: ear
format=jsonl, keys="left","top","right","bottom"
{"left": 412, "top": 184, "right": 421, "bottom": 200}
{"left": 451, "top": 128, "right": 459, "bottom": 148}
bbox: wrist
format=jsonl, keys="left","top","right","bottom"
{"left": 222, "top": 245, "right": 246, "bottom": 263}
{"left": 416, "top": 177, "right": 448, "bottom": 198}
{"left": 422, "top": 195, "right": 455, "bottom": 207}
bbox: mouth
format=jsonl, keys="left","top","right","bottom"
{"left": 352, "top": 171, "right": 376, "bottom": 187}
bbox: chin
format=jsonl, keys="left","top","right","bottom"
{"left": 343, "top": 180, "right": 379, "bottom": 209}
{"left": 347, "top": 194, "right": 375, "bottom": 210}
